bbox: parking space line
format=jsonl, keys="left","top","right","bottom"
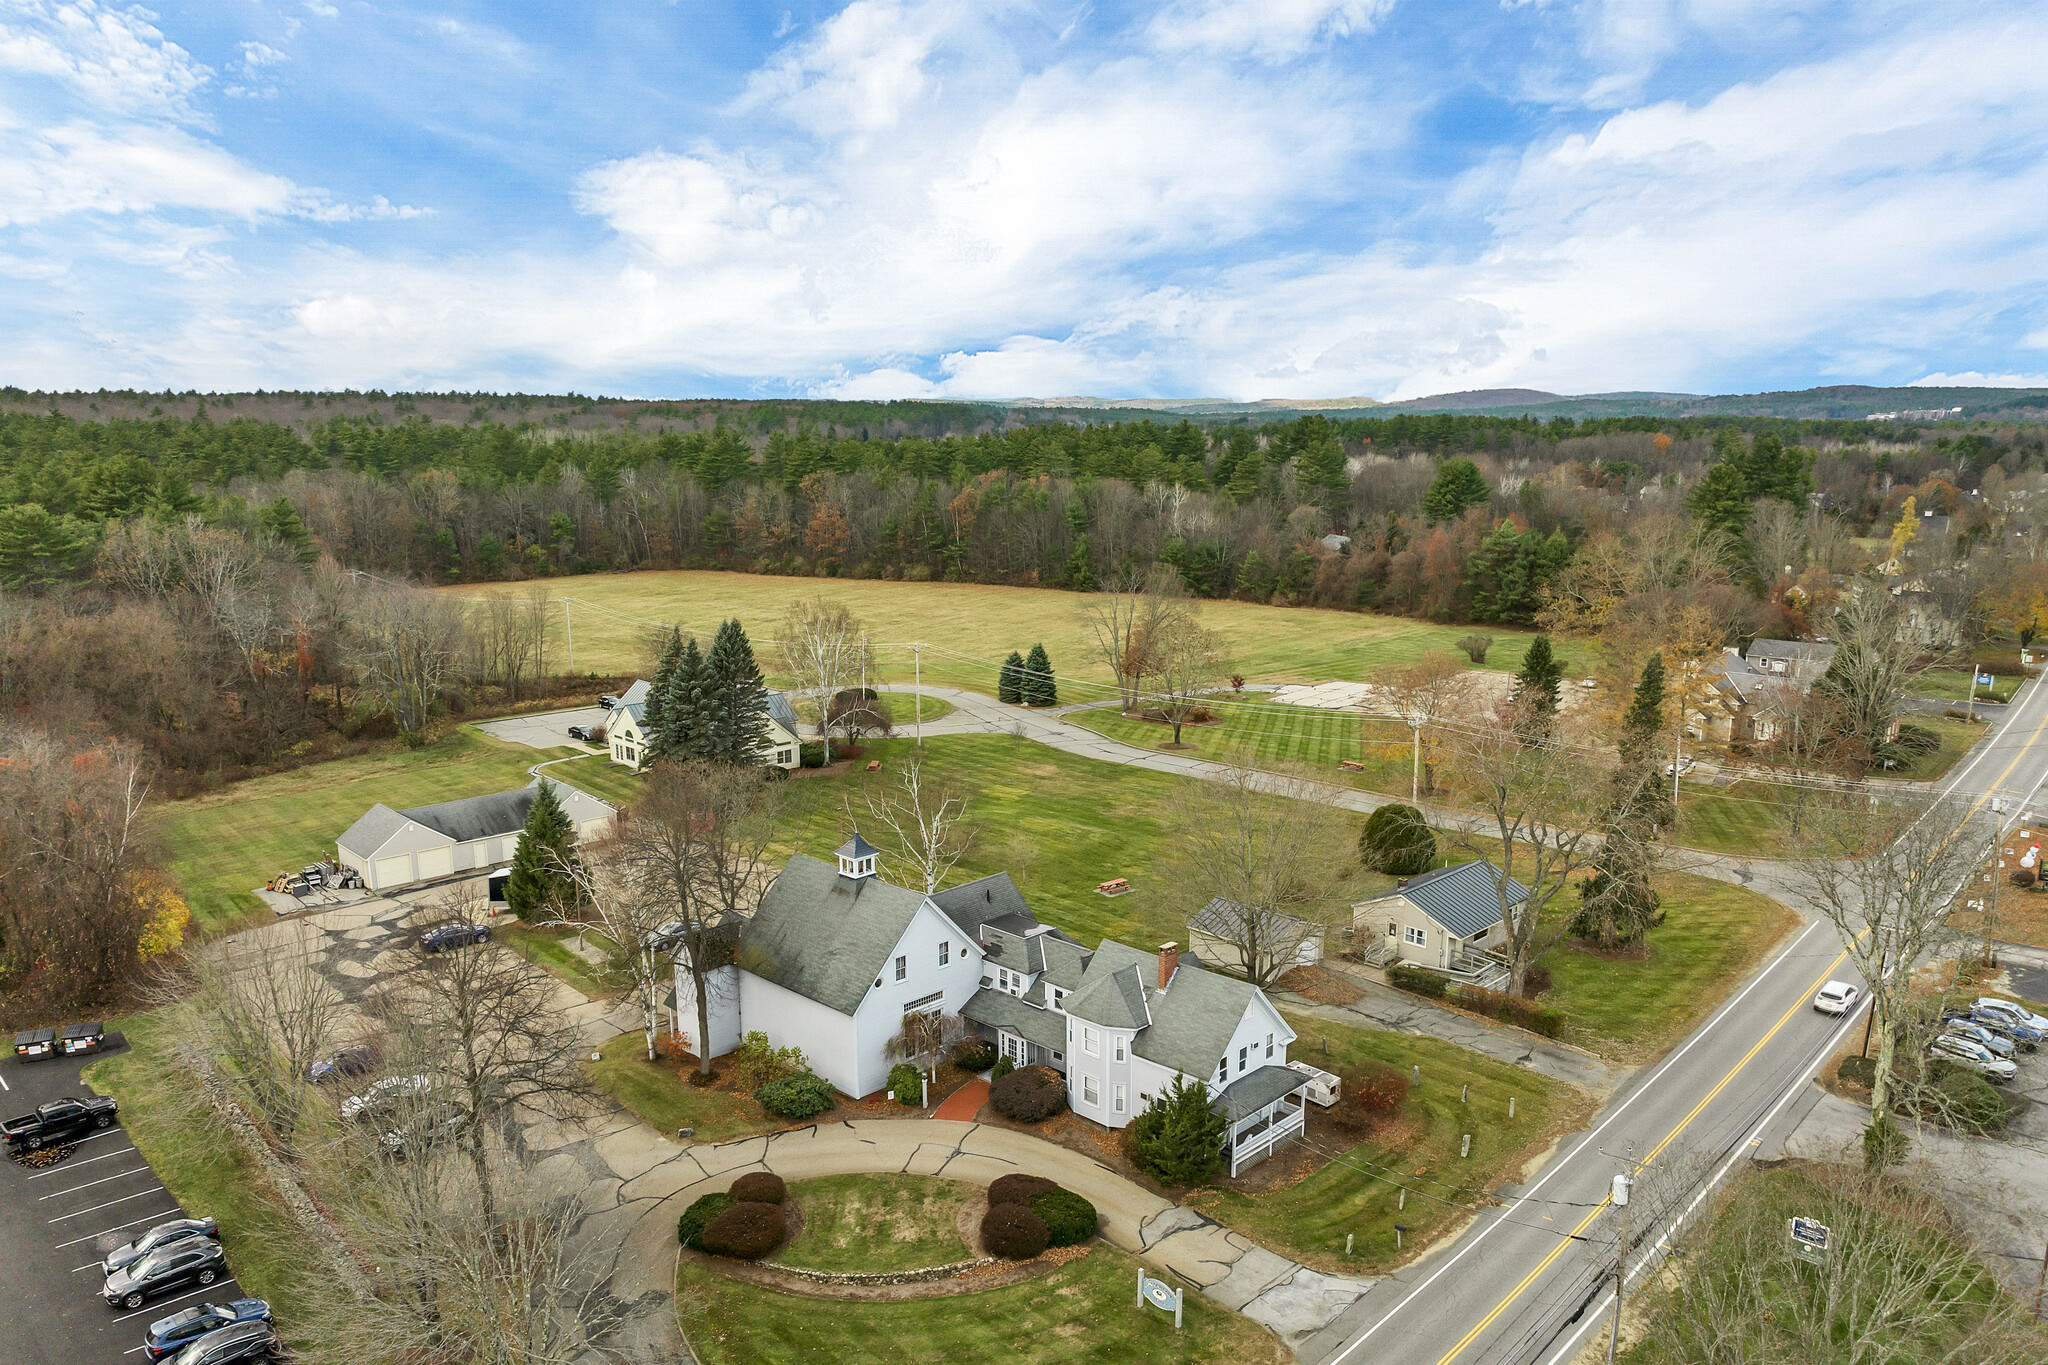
{"left": 73, "top": 1260, "right": 104, "bottom": 1272}
{"left": 28, "top": 1146, "right": 138, "bottom": 1178}
{"left": 73, "top": 1128, "right": 127, "bottom": 1145}
{"left": 54, "top": 1208, "right": 184, "bottom": 1249}
{"left": 39, "top": 1166, "right": 152, "bottom": 1199}
{"left": 111, "top": 1279, "right": 236, "bottom": 1323}
{"left": 48, "top": 1185, "right": 165, "bottom": 1222}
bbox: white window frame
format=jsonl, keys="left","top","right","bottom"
{"left": 1083, "top": 1026, "right": 1100, "bottom": 1056}
{"left": 1082, "top": 1075, "right": 1099, "bottom": 1106}
{"left": 1113, "top": 1083, "right": 1127, "bottom": 1114}
{"left": 1404, "top": 925, "right": 1427, "bottom": 947}
{"left": 939, "top": 940, "right": 950, "bottom": 966}
{"left": 1238, "top": 1046, "right": 1249, "bottom": 1073}
{"left": 895, "top": 955, "right": 907, "bottom": 982}
{"left": 1265, "top": 1033, "right": 1274, "bottom": 1059}
{"left": 1216, "top": 1058, "right": 1228, "bottom": 1084}
{"left": 1113, "top": 1035, "right": 1125, "bottom": 1062}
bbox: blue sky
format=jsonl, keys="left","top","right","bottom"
{"left": 3, "top": 0, "right": 2047, "bottom": 401}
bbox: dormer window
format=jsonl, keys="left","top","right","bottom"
{"left": 836, "top": 832, "right": 879, "bottom": 881}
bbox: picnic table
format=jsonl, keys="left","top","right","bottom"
{"left": 1096, "top": 878, "right": 1131, "bottom": 897}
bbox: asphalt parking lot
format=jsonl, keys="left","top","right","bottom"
{"left": 0, "top": 1046, "right": 237, "bottom": 1365}
{"left": 473, "top": 705, "right": 610, "bottom": 753}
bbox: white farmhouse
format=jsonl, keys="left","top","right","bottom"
{"left": 335, "top": 779, "right": 615, "bottom": 893}
{"left": 605, "top": 679, "right": 804, "bottom": 772}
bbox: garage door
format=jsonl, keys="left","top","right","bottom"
{"left": 375, "top": 855, "right": 412, "bottom": 887}
{"left": 578, "top": 818, "right": 611, "bottom": 840}
{"left": 416, "top": 847, "right": 455, "bottom": 880}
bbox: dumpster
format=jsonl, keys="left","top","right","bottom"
{"left": 13, "top": 1027, "right": 56, "bottom": 1061}
{"left": 60, "top": 1022, "right": 106, "bottom": 1056}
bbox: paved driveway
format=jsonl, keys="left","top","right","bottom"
{"left": 475, "top": 706, "right": 610, "bottom": 753}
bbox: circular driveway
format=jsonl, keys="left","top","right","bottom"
{"left": 475, "top": 706, "right": 611, "bottom": 752}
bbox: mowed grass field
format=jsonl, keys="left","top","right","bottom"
{"left": 459, "top": 568, "right": 1534, "bottom": 697}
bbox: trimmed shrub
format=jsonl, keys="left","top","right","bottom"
{"left": 799, "top": 742, "right": 826, "bottom": 768}
{"left": 1030, "top": 1187, "right": 1098, "bottom": 1247}
{"left": 677, "top": 1191, "right": 734, "bottom": 1249}
{"left": 950, "top": 1037, "right": 997, "bottom": 1072}
{"left": 1894, "top": 722, "right": 1941, "bottom": 756}
{"left": 700, "top": 1201, "right": 786, "bottom": 1260}
{"left": 1456, "top": 633, "right": 1493, "bottom": 664}
{"left": 1931, "top": 1069, "right": 2007, "bottom": 1134}
{"left": 1351, "top": 1062, "right": 1411, "bottom": 1114}
{"left": 889, "top": 1063, "right": 923, "bottom": 1106}
{"left": 987, "top": 1173, "right": 1059, "bottom": 1208}
{"left": 2013, "top": 867, "right": 2038, "bottom": 889}
{"left": 990, "top": 1065, "right": 1067, "bottom": 1122}
{"left": 989, "top": 1055, "right": 1015, "bottom": 1083}
{"left": 1359, "top": 804, "right": 1437, "bottom": 877}
{"left": 1129, "top": 1074, "right": 1226, "bottom": 1186}
{"left": 1456, "top": 986, "right": 1565, "bottom": 1039}
{"left": 729, "top": 1031, "right": 807, "bottom": 1091}
{"left": 755, "top": 1071, "right": 836, "bottom": 1119}
{"left": 980, "top": 1203, "right": 1050, "bottom": 1260}
{"left": 1388, "top": 962, "right": 1450, "bottom": 999}
{"left": 729, "top": 1172, "right": 787, "bottom": 1205}
{"left": 1836, "top": 1055, "right": 1877, "bottom": 1087}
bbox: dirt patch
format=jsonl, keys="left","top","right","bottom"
{"left": 1277, "top": 964, "right": 1365, "bottom": 1007}
{"left": 683, "top": 1241, "right": 1088, "bottom": 1302}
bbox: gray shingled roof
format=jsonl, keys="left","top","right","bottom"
{"left": 1189, "top": 898, "right": 1313, "bottom": 941}
{"left": 961, "top": 987, "right": 1067, "bottom": 1053}
{"left": 338, "top": 803, "right": 409, "bottom": 857}
{"left": 1214, "top": 1065, "right": 1307, "bottom": 1121}
{"left": 1066, "top": 963, "right": 1150, "bottom": 1030}
{"left": 403, "top": 789, "right": 535, "bottom": 844}
{"left": 1080, "top": 940, "right": 1263, "bottom": 1079}
{"left": 1379, "top": 861, "right": 1524, "bottom": 939}
{"left": 734, "top": 854, "right": 928, "bottom": 1016}
{"left": 1746, "top": 639, "right": 1836, "bottom": 665}
{"left": 931, "top": 872, "right": 1033, "bottom": 938}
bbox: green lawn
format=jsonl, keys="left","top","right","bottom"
{"left": 585, "top": 1030, "right": 773, "bottom": 1143}
{"left": 499, "top": 921, "right": 617, "bottom": 998}
{"left": 83, "top": 1013, "right": 321, "bottom": 1341}
{"left": 158, "top": 728, "right": 569, "bottom": 931}
{"left": 464, "top": 568, "right": 1532, "bottom": 701}
{"left": 778, "top": 1174, "right": 971, "bottom": 1272}
{"left": 1074, "top": 700, "right": 1418, "bottom": 793}
{"left": 1891, "top": 714, "right": 1987, "bottom": 780}
{"left": 1671, "top": 783, "right": 1794, "bottom": 858}
{"left": 677, "top": 1242, "right": 1284, "bottom": 1365}
{"left": 534, "top": 751, "right": 646, "bottom": 807}
{"left": 1198, "top": 1013, "right": 1584, "bottom": 1273}
{"left": 1537, "top": 876, "right": 1799, "bottom": 1062}
{"left": 1913, "top": 668, "right": 2019, "bottom": 706}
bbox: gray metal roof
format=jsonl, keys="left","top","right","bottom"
{"left": 962, "top": 987, "right": 1068, "bottom": 1054}
{"left": 767, "top": 692, "right": 800, "bottom": 734}
{"left": 1066, "top": 962, "right": 1150, "bottom": 1031}
{"left": 1375, "top": 861, "right": 1524, "bottom": 940}
{"left": 402, "top": 789, "right": 535, "bottom": 844}
{"left": 338, "top": 803, "right": 409, "bottom": 857}
{"left": 619, "top": 680, "right": 651, "bottom": 706}
{"left": 735, "top": 854, "right": 928, "bottom": 1016}
{"left": 1214, "top": 1065, "right": 1308, "bottom": 1121}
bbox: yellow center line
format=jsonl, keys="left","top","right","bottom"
{"left": 1427, "top": 687, "right": 2048, "bottom": 1365}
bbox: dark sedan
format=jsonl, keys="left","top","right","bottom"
{"left": 164, "top": 1320, "right": 279, "bottom": 1365}
{"left": 143, "top": 1299, "right": 271, "bottom": 1362}
{"left": 308, "top": 1044, "right": 375, "bottom": 1083}
{"left": 419, "top": 923, "right": 490, "bottom": 953}
{"left": 104, "top": 1215, "right": 220, "bottom": 1275}
{"left": 103, "top": 1237, "right": 229, "bottom": 1310}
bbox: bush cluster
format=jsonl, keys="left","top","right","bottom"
{"left": 1836, "top": 1055, "right": 1877, "bottom": 1087}
{"left": 1128, "top": 1074, "right": 1226, "bottom": 1186}
{"left": 889, "top": 1063, "right": 923, "bottom": 1106}
{"left": 989, "top": 1055, "right": 1015, "bottom": 1083}
{"left": 1029, "top": 1188, "right": 1098, "bottom": 1247}
{"left": 729, "top": 1031, "right": 808, "bottom": 1091}
{"left": 677, "top": 1191, "right": 734, "bottom": 1249}
{"left": 700, "top": 1201, "right": 786, "bottom": 1260}
{"left": 950, "top": 1037, "right": 997, "bottom": 1072}
{"left": 987, "top": 1173, "right": 1059, "bottom": 1208}
{"left": 728, "top": 1171, "right": 787, "bottom": 1205}
{"left": 1388, "top": 963, "right": 1450, "bottom": 999}
{"left": 1359, "top": 804, "right": 1437, "bottom": 876}
{"left": 1893, "top": 722, "right": 1941, "bottom": 756}
{"left": 799, "top": 742, "right": 826, "bottom": 768}
{"left": 1927, "top": 1068, "right": 2008, "bottom": 1135}
{"left": 980, "top": 1203, "right": 1050, "bottom": 1259}
{"left": 755, "top": 1071, "right": 837, "bottom": 1119}
{"left": 989, "top": 1065, "right": 1068, "bottom": 1122}
{"left": 1457, "top": 986, "right": 1564, "bottom": 1039}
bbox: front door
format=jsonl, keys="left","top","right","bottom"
{"left": 1001, "top": 1033, "right": 1029, "bottom": 1066}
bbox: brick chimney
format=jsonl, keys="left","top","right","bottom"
{"left": 1158, "top": 941, "right": 1179, "bottom": 990}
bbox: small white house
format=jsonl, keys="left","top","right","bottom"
{"left": 606, "top": 680, "right": 804, "bottom": 772}
{"left": 1186, "top": 898, "right": 1323, "bottom": 983}
{"left": 336, "top": 779, "right": 615, "bottom": 893}
{"left": 1352, "top": 861, "right": 1524, "bottom": 972}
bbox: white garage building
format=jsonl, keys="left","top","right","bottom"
{"left": 336, "top": 778, "right": 615, "bottom": 893}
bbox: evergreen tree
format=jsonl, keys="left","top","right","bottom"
{"left": 1225, "top": 445, "right": 1264, "bottom": 502}
{"left": 1623, "top": 653, "right": 1667, "bottom": 739}
{"left": 642, "top": 628, "right": 684, "bottom": 756}
{"left": 649, "top": 636, "right": 711, "bottom": 763}
{"left": 505, "top": 779, "right": 577, "bottom": 918}
{"left": 0, "top": 504, "right": 95, "bottom": 589}
{"left": 704, "top": 618, "right": 772, "bottom": 764}
{"left": 1063, "top": 533, "right": 1096, "bottom": 591}
{"left": 259, "top": 496, "right": 318, "bottom": 567}
{"left": 1568, "top": 839, "right": 1663, "bottom": 950}
{"left": 1421, "top": 458, "right": 1490, "bottom": 523}
{"left": 1686, "top": 460, "right": 1753, "bottom": 537}
{"left": 1465, "top": 521, "right": 1538, "bottom": 624}
{"left": 1514, "top": 635, "right": 1562, "bottom": 722}
{"left": 1613, "top": 653, "right": 1674, "bottom": 831}
{"left": 1129, "top": 1075, "right": 1227, "bottom": 1186}
{"left": 998, "top": 651, "right": 1025, "bottom": 704}
{"left": 1295, "top": 429, "right": 1348, "bottom": 508}
{"left": 1022, "top": 642, "right": 1058, "bottom": 707}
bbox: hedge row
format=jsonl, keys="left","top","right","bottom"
{"left": 1388, "top": 962, "right": 1450, "bottom": 998}
{"left": 1456, "top": 986, "right": 1564, "bottom": 1039}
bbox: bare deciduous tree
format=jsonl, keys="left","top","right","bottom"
{"left": 1144, "top": 613, "right": 1229, "bottom": 746}
{"left": 344, "top": 579, "right": 469, "bottom": 742}
{"left": 849, "top": 756, "right": 975, "bottom": 894}
{"left": 778, "top": 596, "right": 871, "bottom": 763}
{"left": 1080, "top": 564, "right": 1195, "bottom": 711}
{"left": 1818, "top": 584, "right": 1921, "bottom": 755}
{"left": 886, "top": 1010, "right": 967, "bottom": 1077}
{"left": 1374, "top": 650, "right": 1475, "bottom": 799}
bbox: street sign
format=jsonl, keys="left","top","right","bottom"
{"left": 1789, "top": 1216, "right": 1830, "bottom": 1266}
{"left": 1138, "top": 1273, "right": 1183, "bottom": 1329}
{"left": 1979, "top": 673, "right": 1997, "bottom": 687}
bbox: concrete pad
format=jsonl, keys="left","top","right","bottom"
{"left": 333, "top": 960, "right": 376, "bottom": 980}
{"left": 595, "top": 1123, "right": 683, "bottom": 1178}
{"left": 474, "top": 707, "right": 611, "bottom": 753}
{"left": 529, "top": 1151, "right": 585, "bottom": 1191}
{"left": 341, "top": 924, "right": 390, "bottom": 942}
{"left": 367, "top": 949, "right": 412, "bottom": 975}
{"left": 1206, "top": 1240, "right": 1302, "bottom": 1310}
{"left": 1241, "top": 1267, "right": 1377, "bottom": 1345}
{"left": 1139, "top": 1204, "right": 1209, "bottom": 1249}
{"left": 312, "top": 908, "right": 378, "bottom": 932}
{"left": 1144, "top": 1222, "right": 1248, "bottom": 1289}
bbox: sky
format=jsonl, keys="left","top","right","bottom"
{"left": 2, "top": 0, "right": 2047, "bottom": 403}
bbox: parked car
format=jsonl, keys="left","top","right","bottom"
{"left": 567, "top": 723, "right": 596, "bottom": 742}
{"left": 1812, "top": 981, "right": 1860, "bottom": 1016}
{"left": 598, "top": 694, "right": 621, "bottom": 711}
{"left": 142, "top": 1299, "right": 271, "bottom": 1362}
{"left": 103, "top": 1237, "right": 229, "bottom": 1310}
{"left": 1968, "top": 1008, "right": 2045, "bottom": 1049}
{"left": 1973, "top": 997, "right": 2048, "bottom": 1034}
{"left": 420, "top": 922, "right": 490, "bottom": 954}
{"left": 379, "top": 1101, "right": 470, "bottom": 1156}
{"left": 308, "top": 1044, "right": 376, "bottom": 1084}
{"left": 104, "top": 1217, "right": 220, "bottom": 1275}
{"left": 339, "top": 1074, "right": 435, "bottom": 1122}
{"left": 1942, "top": 1019, "right": 2017, "bottom": 1058}
{"left": 12, "top": 1026, "right": 55, "bottom": 1061}
{"left": 1929, "top": 1033, "right": 2018, "bottom": 1083}
{"left": 1664, "top": 757, "right": 1698, "bottom": 778}
{"left": 2, "top": 1094, "right": 118, "bottom": 1149}
{"left": 161, "top": 1320, "right": 279, "bottom": 1365}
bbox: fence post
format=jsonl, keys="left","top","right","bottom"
{"left": 1413, "top": 1064, "right": 1420, "bottom": 1084}
{"left": 1137, "top": 1267, "right": 1145, "bottom": 1308}
{"left": 1461, "top": 1133, "right": 1472, "bottom": 1158}
{"left": 1461, "top": 1083, "right": 1469, "bottom": 1104}
{"left": 1509, "top": 1096, "right": 1516, "bottom": 1120}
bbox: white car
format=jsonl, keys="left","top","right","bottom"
{"left": 1929, "top": 1033, "right": 2018, "bottom": 1083}
{"left": 1812, "top": 981, "right": 1860, "bottom": 1016}
{"left": 339, "top": 1074, "right": 435, "bottom": 1122}
{"left": 1974, "top": 997, "right": 2048, "bottom": 1033}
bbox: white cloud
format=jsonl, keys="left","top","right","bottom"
{"left": 1148, "top": 0, "right": 1396, "bottom": 62}
{"left": 735, "top": 0, "right": 953, "bottom": 136}
{"left": 0, "top": 0, "right": 210, "bottom": 118}
{"left": 1910, "top": 372, "right": 2048, "bottom": 388}
{"left": 0, "top": 118, "right": 301, "bottom": 225}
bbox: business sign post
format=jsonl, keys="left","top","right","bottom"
{"left": 1137, "top": 1271, "right": 1183, "bottom": 1330}
{"left": 1788, "top": 1216, "right": 1830, "bottom": 1267}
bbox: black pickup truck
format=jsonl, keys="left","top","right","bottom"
{"left": 2, "top": 1095, "right": 119, "bottom": 1149}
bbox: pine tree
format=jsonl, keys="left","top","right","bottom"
{"left": 1569, "top": 838, "right": 1662, "bottom": 950}
{"left": 1686, "top": 460, "right": 1753, "bottom": 537}
{"left": 998, "top": 651, "right": 1025, "bottom": 704}
{"left": 1296, "top": 430, "right": 1348, "bottom": 508}
{"left": 704, "top": 618, "right": 772, "bottom": 764}
{"left": 261, "top": 498, "right": 318, "bottom": 567}
{"left": 1623, "top": 654, "right": 1666, "bottom": 739}
{"left": 1063, "top": 534, "right": 1096, "bottom": 591}
{"left": 1514, "top": 635, "right": 1562, "bottom": 722}
{"left": 642, "top": 628, "right": 684, "bottom": 757}
{"left": 1129, "top": 1074, "right": 1226, "bottom": 1185}
{"left": 1225, "top": 445, "right": 1264, "bottom": 502}
{"left": 1022, "top": 643, "right": 1058, "bottom": 707}
{"left": 649, "top": 636, "right": 710, "bottom": 763}
{"left": 505, "top": 779, "right": 577, "bottom": 918}
{"left": 1421, "top": 458, "right": 1490, "bottom": 523}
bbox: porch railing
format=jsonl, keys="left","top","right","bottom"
{"left": 1227, "top": 1100, "right": 1306, "bottom": 1177}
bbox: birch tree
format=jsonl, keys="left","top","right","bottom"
{"left": 777, "top": 596, "right": 871, "bottom": 763}
{"left": 849, "top": 756, "right": 976, "bottom": 893}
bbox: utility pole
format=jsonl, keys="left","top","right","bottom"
{"left": 1967, "top": 667, "right": 1982, "bottom": 722}
{"left": 914, "top": 644, "right": 923, "bottom": 748}
{"left": 563, "top": 599, "right": 574, "bottom": 669}
{"left": 1410, "top": 718, "right": 1421, "bottom": 803}
{"left": 1604, "top": 1148, "right": 1636, "bottom": 1365}
{"left": 2034, "top": 1226, "right": 2047, "bottom": 1320}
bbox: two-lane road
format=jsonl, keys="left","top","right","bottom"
{"left": 1300, "top": 673, "right": 2048, "bottom": 1365}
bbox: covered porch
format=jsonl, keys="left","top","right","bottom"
{"left": 961, "top": 986, "right": 1068, "bottom": 1075}
{"left": 1215, "top": 1065, "right": 1310, "bottom": 1178}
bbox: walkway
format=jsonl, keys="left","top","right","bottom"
{"left": 932, "top": 1078, "right": 989, "bottom": 1121}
